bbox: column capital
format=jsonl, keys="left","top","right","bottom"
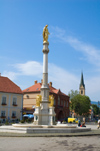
{"left": 42, "top": 42, "right": 49, "bottom": 53}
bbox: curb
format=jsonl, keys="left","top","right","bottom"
{"left": 0, "top": 130, "right": 100, "bottom": 137}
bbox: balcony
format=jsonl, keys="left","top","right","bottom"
{"left": 1, "top": 116, "right": 6, "bottom": 118}
{"left": 12, "top": 115, "right": 16, "bottom": 118}
{"left": 12, "top": 103, "right": 18, "bottom": 106}
{"left": 1, "top": 103, "right": 7, "bottom": 106}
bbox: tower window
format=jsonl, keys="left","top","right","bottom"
{"left": 81, "top": 90, "right": 83, "bottom": 94}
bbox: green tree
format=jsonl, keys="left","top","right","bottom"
{"left": 71, "top": 94, "right": 91, "bottom": 116}
{"left": 91, "top": 104, "right": 99, "bottom": 115}
{"left": 68, "top": 90, "right": 79, "bottom": 100}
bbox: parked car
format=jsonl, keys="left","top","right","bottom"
{"left": 68, "top": 118, "right": 78, "bottom": 123}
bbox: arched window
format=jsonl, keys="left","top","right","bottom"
{"left": 81, "top": 90, "right": 83, "bottom": 94}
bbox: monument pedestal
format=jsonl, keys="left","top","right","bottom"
{"left": 34, "top": 105, "right": 56, "bottom": 125}
{"left": 40, "top": 101, "right": 49, "bottom": 125}
{"left": 49, "top": 107, "right": 56, "bottom": 125}
{"left": 34, "top": 107, "right": 41, "bottom": 125}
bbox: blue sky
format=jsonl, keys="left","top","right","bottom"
{"left": 0, "top": 0, "right": 100, "bottom": 101}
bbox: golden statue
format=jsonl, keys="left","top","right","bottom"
{"left": 36, "top": 95, "right": 42, "bottom": 107}
{"left": 49, "top": 95, "right": 54, "bottom": 107}
{"left": 43, "top": 25, "right": 50, "bottom": 43}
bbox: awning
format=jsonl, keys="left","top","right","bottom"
{"left": 23, "top": 114, "right": 34, "bottom": 118}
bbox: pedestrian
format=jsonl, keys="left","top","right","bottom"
{"left": 78, "top": 120, "right": 81, "bottom": 127}
{"left": 80, "top": 122, "right": 86, "bottom": 127}
{"left": 97, "top": 119, "right": 100, "bottom": 129}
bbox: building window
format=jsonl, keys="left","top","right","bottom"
{"left": 12, "top": 97, "right": 17, "bottom": 106}
{"left": 1, "top": 111, "right": 6, "bottom": 118}
{"left": 61, "top": 100, "right": 63, "bottom": 106}
{"left": 2, "top": 96, "right": 6, "bottom": 105}
{"left": 26, "top": 94, "right": 29, "bottom": 98}
{"left": 54, "top": 99, "right": 56, "bottom": 105}
{"left": 64, "top": 101, "right": 66, "bottom": 107}
{"left": 12, "top": 111, "right": 16, "bottom": 118}
{"left": 58, "top": 96, "right": 60, "bottom": 105}
{"left": 67, "top": 101, "right": 68, "bottom": 107}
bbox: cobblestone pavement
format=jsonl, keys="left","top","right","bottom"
{"left": 0, "top": 136, "right": 100, "bottom": 151}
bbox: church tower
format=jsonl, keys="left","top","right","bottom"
{"left": 79, "top": 72, "right": 85, "bottom": 95}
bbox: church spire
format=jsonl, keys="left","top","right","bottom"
{"left": 80, "top": 72, "right": 85, "bottom": 88}
{"left": 79, "top": 72, "right": 85, "bottom": 95}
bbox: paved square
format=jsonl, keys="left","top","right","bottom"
{"left": 0, "top": 136, "right": 100, "bottom": 151}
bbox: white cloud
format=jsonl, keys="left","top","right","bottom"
{"left": 14, "top": 61, "right": 43, "bottom": 77}
{"left": 48, "top": 63, "right": 79, "bottom": 94}
{"left": 66, "top": 37, "right": 100, "bottom": 66}
{"left": 2, "top": 71, "right": 18, "bottom": 81}
{"left": 51, "top": 26, "right": 100, "bottom": 67}
{"left": 50, "top": 26, "right": 66, "bottom": 41}
{"left": 2, "top": 61, "right": 43, "bottom": 81}
{"left": 86, "top": 76, "right": 100, "bottom": 101}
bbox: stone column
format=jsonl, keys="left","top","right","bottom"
{"left": 40, "top": 42, "right": 50, "bottom": 125}
{"left": 49, "top": 107, "right": 56, "bottom": 125}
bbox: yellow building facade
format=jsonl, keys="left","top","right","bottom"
{"left": 0, "top": 76, "right": 23, "bottom": 122}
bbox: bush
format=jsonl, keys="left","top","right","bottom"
{"left": 20, "top": 120, "right": 25, "bottom": 123}
{"left": 5, "top": 120, "right": 9, "bottom": 125}
{"left": 26, "top": 119, "right": 29, "bottom": 123}
{"left": 62, "top": 121, "right": 66, "bottom": 124}
{"left": 25, "top": 118, "right": 32, "bottom": 123}
{"left": 95, "top": 120, "right": 98, "bottom": 123}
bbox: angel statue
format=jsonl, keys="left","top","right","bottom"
{"left": 43, "top": 25, "right": 50, "bottom": 43}
{"left": 49, "top": 95, "right": 54, "bottom": 107}
{"left": 36, "top": 95, "right": 42, "bottom": 107}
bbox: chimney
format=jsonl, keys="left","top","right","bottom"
{"left": 34, "top": 80, "right": 37, "bottom": 84}
{"left": 49, "top": 82, "right": 52, "bottom": 87}
{"left": 0, "top": 73, "right": 1, "bottom": 76}
{"left": 41, "top": 79, "right": 43, "bottom": 84}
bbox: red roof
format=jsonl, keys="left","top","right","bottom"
{"left": 0, "top": 76, "right": 22, "bottom": 94}
{"left": 23, "top": 83, "right": 42, "bottom": 93}
{"left": 23, "top": 82, "right": 68, "bottom": 97}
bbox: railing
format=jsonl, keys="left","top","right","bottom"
{"left": 12, "top": 116, "right": 16, "bottom": 118}
{"left": 0, "top": 116, "right": 6, "bottom": 118}
{"left": 12, "top": 104, "right": 17, "bottom": 106}
{"left": 1, "top": 103, "right": 7, "bottom": 105}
